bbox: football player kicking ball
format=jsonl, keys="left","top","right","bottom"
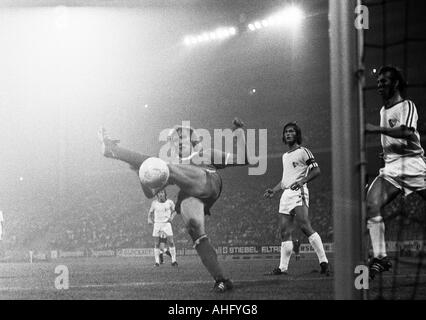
{"left": 264, "top": 122, "right": 330, "bottom": 276}
{"left": 365, "top": 66, "right": 426, "bottom": 279}
{"left": 98, "top": 118, "right": 248, "bottom": 292}
{"left": 147, "top": 189, "right": 178, "bottom": 267}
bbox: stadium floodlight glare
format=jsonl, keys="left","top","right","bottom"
{"left": 261, "top": 20, "right": 270, "bottom": 27}
{"left": 247, "top": 6, "right": 305, "bottom": 32}
{"left": 201, "top": 33, "right": 209, "bottom": 42}
{"left": 183, "top": 26, "right": 237, "bottom": 46}
{"left": 184, "top": 36, "right": 193, "bottom": 46}
{"left": 272, "top": 6, "right": 304, "bottom": 27}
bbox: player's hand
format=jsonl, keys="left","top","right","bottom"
{"left": 290, "top": 181, "right": 304, "bottom": 191}
{"left": 365, "top": 123, "right": 378, "bottom": 133}
{"left": 264, "top": 188, "right": 275, "bottom": 199}
{"left": 232, "top": 117, "right": 245, "bottom": 129}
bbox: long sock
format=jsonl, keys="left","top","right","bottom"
{"left": 279, "top": 241, "right": 293, "bottom": 272}
{"left": 195, "top": 237, "right": 225, "bottom": 281}
{"left": 309, "top": 232, "right": 328, "bottom": 264}
{"left": 169, "top": 246, "right": 177, "bottom": 263}
{"left": 154, "top": 248, "right": 160, "bottom": 264}
{"left": 367, "top": 216, "right": 387, "bottom": 258}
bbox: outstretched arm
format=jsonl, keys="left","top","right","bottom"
{"left": 366, "top": 124, "right": 415, "bottom": 140}
{"left": 202, "top": 118, "right": 250, "bottom": 168}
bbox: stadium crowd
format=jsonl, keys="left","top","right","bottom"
{"left": 2, "top": 171, "right": 424, "bottom": 252}
{"left": 3, "top": 174, "right": 335, "bottom": 251}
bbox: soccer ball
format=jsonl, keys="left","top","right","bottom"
{"left": 139, "top": 157, "right": 170, "bottom": 189}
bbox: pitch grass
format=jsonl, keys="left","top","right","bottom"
{"left": 0, "top": 254, "right": 424, "bottom": 300}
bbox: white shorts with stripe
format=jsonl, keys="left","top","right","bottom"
{"left": 377, "top": 156, "right": 426, "bottom": 195}
{"left": 279, "top": 186, "right": 309, "bottom": 215}
{"left": 152, "top": 222, "right": 173, "bottom": 237}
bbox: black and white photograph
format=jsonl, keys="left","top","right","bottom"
{"left": 0, "top": 0, "right": 425, "bottom": 304}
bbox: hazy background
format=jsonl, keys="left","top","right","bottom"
{"left": 0, "top": 0, "right": 424, "bottom": 250}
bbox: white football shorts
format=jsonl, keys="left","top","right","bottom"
{"left": 279, "top": 186, "right": 309, "bottom": 215}
{"left": 152, "top": 222, "right": 173, "bottom": 237}
{"left": 378, "top": 156, "right": 426, "bottom": 195}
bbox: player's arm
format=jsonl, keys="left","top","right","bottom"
{"left": 365, "top": 123, "right": 416, "bottom": 139}
{"left": 366, "top": 101, "right": 418, "bottom": 140}
{"left": 148, "top": 204, "right": 154, "bottom": 224}
{"left": 203, "top": 118, "right": 250, "bottom": 168}
{"left": 264, "top": 181, "right": 282, "bottom": 198}
{"left": 290, "top": 166, "right": 321, "bottom": 191}
{"left": 290, "top": 149, "right": 321, "bottom": 191}
{"left": 167, "top": 201, "right": 177, "bottom": 223}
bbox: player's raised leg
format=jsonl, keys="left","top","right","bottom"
{"left": 180, "top": 197, "right": 232, "bottom": 292}
{"left": 98, "top": 128, "right": 222, "bottom": 200}
{"left": 98, "top": 127, "right": 149, "bottom": 169}
{"left": 98, "top": 128, "right": 156, "bottom": 198}
{"left": 366, "top": 177, "right": 401, "bottom": 278}
{"left": 294, "top": 204, "right": 329, "bottom": 275}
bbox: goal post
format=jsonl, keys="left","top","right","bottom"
{"left": 329, "top": 0, "right": 365, "bottom": 300}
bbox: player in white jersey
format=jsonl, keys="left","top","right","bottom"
{"left": 264, "top": 123, "right": 329, "bottom": 275}
{"left": 366, "top": 66, "right": 426, "bottom": 279}
{"left": 148, "top": 189, "right": 178, "bottom": 266}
